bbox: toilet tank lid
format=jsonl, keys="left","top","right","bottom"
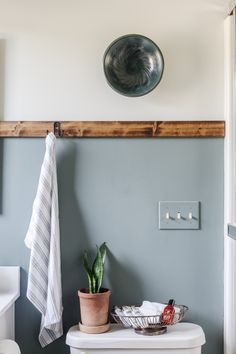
{"left": 66, "top": 323, "right": 206, "bottom": 349}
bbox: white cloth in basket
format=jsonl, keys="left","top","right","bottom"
{"left": 140, "top": 301, "right": 180, "bottom": 315}
{"left": 115, "top": 301, "right": 180, "bottom": 317}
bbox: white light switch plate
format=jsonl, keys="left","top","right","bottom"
{"left": 159, "top": 201, "right": 200, "bottom": 230}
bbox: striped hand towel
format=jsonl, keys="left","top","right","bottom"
{"left": 25, "top": 132, "right": 63, "bottom": 347}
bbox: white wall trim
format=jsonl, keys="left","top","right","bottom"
{"left": 224, "top": 12, "right": 236, "bottom": 354}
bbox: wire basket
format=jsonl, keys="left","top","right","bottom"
{"left": 111, "top": 304, "right": 188, "bottom": 335}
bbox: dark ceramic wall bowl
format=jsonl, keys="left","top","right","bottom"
{"left": 103, "top": 34, "right": 164, "bottom": 97}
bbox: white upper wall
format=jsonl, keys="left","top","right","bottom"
{"left": 0, "top": 0, "right": 227, "bottom": 121}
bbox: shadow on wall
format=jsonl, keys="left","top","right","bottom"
{"left": 0, "top": 139, "right": 3, "bottom": 214}
{"left": 56, "top": 141, "right": 94, "bottom": 336}
{"left": 0, "top": 39, "right": 5, "bottom": 214}
{"left": 16, "top": 268, "right": 39, "bottom": 352}
{"left": 107, "top": 251, "right": 145, "bottom": 310}
{"left": 0, "top": 39, "right": 5, "bottom": 120}
{"left": 56, "top": 140, "right": 146, "bottom": 330}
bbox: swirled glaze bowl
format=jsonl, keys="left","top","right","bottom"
{"left": 103, "top": 34, "right": 164, "bottom": 97}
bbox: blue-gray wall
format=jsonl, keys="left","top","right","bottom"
{"left": 0, "top": 138, "right": 223, "bottom": 354}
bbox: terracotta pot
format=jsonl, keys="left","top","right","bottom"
{"left": 78, "top": 288, "right": 111, "bottom": 329}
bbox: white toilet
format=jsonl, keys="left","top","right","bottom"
{"left": 66, "top": 322, "right": 205, "bottom": 354}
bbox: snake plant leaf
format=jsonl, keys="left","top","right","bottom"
{"left": 97, "top": 242, "right": 106, "bottom": 291}
{"left": 91, "top": 274, "right": 97, "bottom": 294}
{"left": 83, "top": 251, "right": 93, "bottom": 293}
{"left": 97, "top": 266, "right": 104, "bottom": 293}
{"left": 99, "top": 242, "right": 107, "bottom": 264}
{"left": 92, "top": 243, "right": 107, "bottom": 293}
{"left": 83, "top": 242, "right": 107, "bottom": 293}
{"left": 92, "top": 247, "right": 103, "bottom": 293}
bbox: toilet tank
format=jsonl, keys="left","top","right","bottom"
{"left": 0, "top": 266, "right": 20, "bottom": 340}
{"left": 66, "top": 323, "right": 206, "bottom": 354}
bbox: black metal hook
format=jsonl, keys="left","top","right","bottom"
{"left": 53, "top": 121, "right": 63, "bottom": 137}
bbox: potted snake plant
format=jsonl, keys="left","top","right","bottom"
{"left": 78, "top": 242, "right": 111, "bottom": 334}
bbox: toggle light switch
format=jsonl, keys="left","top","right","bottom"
{"left": 159, "top": 201, "right": 200, "bottom": 230}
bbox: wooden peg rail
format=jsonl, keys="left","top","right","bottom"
{"left": 0, "top": 121, "right": 225, "bottom": 138}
